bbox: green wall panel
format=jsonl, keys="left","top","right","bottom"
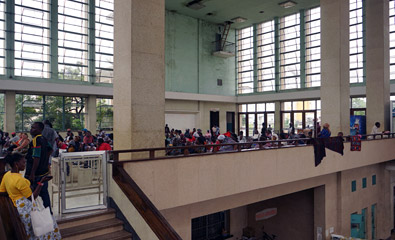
{"left": 165, "top": 11, "right": 236, "bottom": 96}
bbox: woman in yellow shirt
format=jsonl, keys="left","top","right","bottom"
{"left": 0, "top": 152, "right": 61, "bottom": 240}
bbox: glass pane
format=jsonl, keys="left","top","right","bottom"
{"left": 239, "top": 114, "right": 246, "bottom": 135}
{"left": 293, "top": 101, "right": 304, "bottom": 110}
{"left": 239, "top": 104, "right": 247, "bottom": 112}
{"left": 257, "top": 114, "right": 265, "bottom": 133}
{"left": 282, "top": 113, "right": 291, "bottom": 132}
{"left": 97, "top": 98, "right": 113, "bottom": 130}
{"left": 305, "top": 112, "right": 315, "bottom": 129}
{"left": 45, "top": 96, "right": 64, "bottom": 130}
{"left": 248, "top": 114, "right": 256, "bottom": 136}
{"left": 304, "top": 100, "right": 316, "bottom": 110}
{"left": 317, "top": 100, "right": 321, "bottom": 109}
{"left": 267, "top": 113, "right": 275, "bottom": 131}
{"left": 283, "top": 102, "right": 292, "bottom": 111}
{"left": 266, "top": 103, "right": 275, "bottom": 112}
{"left": 351, "top": 97, "right": 366, "bottom": 108}
{"left": 294, "top": 112, "right": 303, "bottom": 131}
{"left": 257, "top": 103, "right": 265, "bottom": 112}
{"left": 247, "top": 104, "right": 256, "bottom": 112}
{"left": 353, "top": 111, "right": 365, "bottom": 116}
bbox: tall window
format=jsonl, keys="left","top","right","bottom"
{"left": 0, "top": 93, "right": 4, "bottom": 129}
{"left": 15, "top": 94, "right": 44, "bottom": 132}
{"left": 95, "top": 0, "right": 114, "bottom": 83}
{"left": 238, "top": 102, "right": 275, "bottom": 137}
{"left": 191, "top": 211, "right": 230, "bottom": 240}
{"left": 15, "top": 94, "right": 85, "bottom": 131}
{"left": 305, "top": 7, "right": 321, "bottom": 87}
{"left": 257, "top": 20, "right": 275, "bottom": 92}
{"left": 349, "top": 0, "right": 364, "bottom": 83}
{"left": 237, "top": 27, "right": 254, "bottom": 94}
{"left": 390, "top": 0, "right": 395, "bottom": 80}
{"left": 279, "top": 13, "right": 300, "bottom": 90}
{"left": 58, "top": 0, "right": 89, "bottom": 81}
{"left": 281, "top": 100, "right": 321, "bottom": 133}
{"left": 14, "top": 0, "right": 50, "bottom": 78}
{"left": 96, "top": 98, "right": 113, "bottom": 130}
{"left": 0, "top": 1, "right": 5, "bottom": 75}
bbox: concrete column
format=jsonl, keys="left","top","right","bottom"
{"left": 274, "top": 101, "right": 281, "bottom": 133}
{"left": 4, "top": 91, "right": 15, "bottom": 132}
{"left": 366, "top": 0, "right": 390, "bottom": 132}
{"left": 320, "top": 0, "right": 350, "bottom": 135}
{"left": 85, "top": 95, "right": 97, "bottom": 133}
{"left": 113, "top": 0, "right": 165, "bottom": 150}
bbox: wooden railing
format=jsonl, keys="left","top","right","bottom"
{"left": 0, "top": 171, "right": 28, "bottom": 240}
{"left": 110, "top": 132, "right": 395, "bottom": 163}
{"left": 111, "top": 158, "right": 183, "bottom": 240}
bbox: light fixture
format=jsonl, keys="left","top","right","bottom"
{"left": 231, "top": 17, "right": 247, "bottom": 23}
{"left": 278, "top": 0, "right": 297, "bottom": 8}
{"left": 186, "top": 0, "right": 206, "bottom": 10}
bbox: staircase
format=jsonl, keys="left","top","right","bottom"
{"left": 58, "top": 208, "right": 132, "bottom": 240}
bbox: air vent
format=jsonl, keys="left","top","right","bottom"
{"left": 217, "top": 79, "right": 223, "bottom": 86}
{"left": 186, "top": 0, "right": 206, "bottom": 10}
{"left": 278, "top": 0, "right": 297, "bottom": 8}
{"left": 231, "top": 17, "right": 247, "bottom": 23}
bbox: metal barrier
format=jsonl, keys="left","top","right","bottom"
{"left": 51, "top": 151, "right": 108, "bottom": 215}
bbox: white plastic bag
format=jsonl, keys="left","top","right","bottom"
{"left": 30, "top": 195, "right": 54, "bottom": 236}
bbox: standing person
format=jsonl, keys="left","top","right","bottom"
{"left": 25, "top": 122, "right": 53, "bottom": 213}
{"left": 318, "top": 123, "right": 331, "bottom": 138}
{"left": 42, "top": 120, "right": 58, "bottom": 162}
{"left": 0, "top": 152, "right": 61, "bottom": 240}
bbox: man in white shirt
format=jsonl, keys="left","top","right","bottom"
{"left": 368, "top": 122, "right": 381, "bottom": 140}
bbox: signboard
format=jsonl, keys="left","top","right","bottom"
{"left": 255, "top": 208, "right": 277, "bottom": 221}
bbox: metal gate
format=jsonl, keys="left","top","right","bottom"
{"left": 53, "top": 151, "right": 108, "bottom": 214}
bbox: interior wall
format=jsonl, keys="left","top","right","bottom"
{"left": 165, "top": 11, "right": 235, "bottom": 96}
{"left": 164, "top": 99, "right": 237, "bottom": 133}
{"left": 246, "top": 189, "right": 314, "bottom": 240}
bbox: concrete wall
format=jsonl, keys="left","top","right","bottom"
{"left": 165, "top": 11, "right": 235, "bottom": 96}
{"left": 164, "top": 99, "right": 237, "bottom": 133}
{"left": 122, "top": 139, "right": 395, "bottom": 211}
{"left": 246, "top": 189, "right": 314, "bottom": 240}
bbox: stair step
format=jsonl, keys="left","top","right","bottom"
{"left": 58, "top": 209, "right": 116, "bottom": 229}
{"left": 84, "top": 230, "right": 132, "bottom": 240}
{"left": 61, "top": 218, "right": 124, "bottom": 240}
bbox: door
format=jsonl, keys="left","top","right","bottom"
{"left": 372, "top": 204, "right": 376, "bottom": 240}
{"left": 293, "top": 112, "right": 303, "bottom": 133}
{"left": 226, "top": 112, "right": 235, "bottom": 133}
{"left": 304, "top": 111, "right": 315, "bottom": 130}
{"left": 210, "top": 111, "right": 219, "bottom": 130}
{"left": 351, "top": 213, "right": 363, "bottom": 238}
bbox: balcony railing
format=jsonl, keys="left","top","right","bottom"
{"left": 110, "top": 133, "right": 395, "bottom": 163}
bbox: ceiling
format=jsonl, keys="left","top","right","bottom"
{"left": 165, "top": 0, "right": 320, "bottom": 29}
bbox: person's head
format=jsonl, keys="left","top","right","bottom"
{"left": 217, "top": 135, "right": 226, "bottom": 142}
{"left": 98, "top": 138, "right": 104, "bottom": 145}
{"left": 4, "top": 132, "right": 8, "bottom": 137}
{"left": 86, "top": 131, "right": 92, "bottom": 137}
{"left": 337, "top": 132, "right": 344, "bottom": 137}
{"left": 74, "top": 136, "right": 81, "bottom": 142}
{"left": 30, "top": 122, "right": 44, "bottom": 136}
{"left": 323, "top": 123, "right": 330, "bottom": 129}
{"left": 375, "top": 122, "right": 381, "bottom": 128}
{"left": 43, "top": 119, "right": 53, "bottom": 128}
{"left": 239, "top": 131, "right": 244, "bottom": 137}
{"left": 18, "top": 132, "right": 23, "bottom": 138}
{"left": 22, "top": 133, "right": 28, "bottom": 139}
{"left": 11, "top": 132, "right": 16, "bottom": 137}
{"left": 5, "top": 152, "right": 25, "bottom": 171}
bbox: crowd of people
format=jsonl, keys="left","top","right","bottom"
{"left": 164, "top": 122, "right": 335, "bottom": 155}
{"left": 0, "top": 123, "right": 113, "bottom": 157}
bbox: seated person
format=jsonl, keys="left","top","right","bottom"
{"left": 96, "top": 138, "right": 112, "bottom": 151}
{"left": 13, "top": 133, "right": 30, "bottom": 154}
{"left": 68, "top": 136, "right": 82, "bottom": 152}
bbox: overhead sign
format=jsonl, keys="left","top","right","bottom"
{"left": 255, "top": 208, "right": 277, "bottom": 221}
